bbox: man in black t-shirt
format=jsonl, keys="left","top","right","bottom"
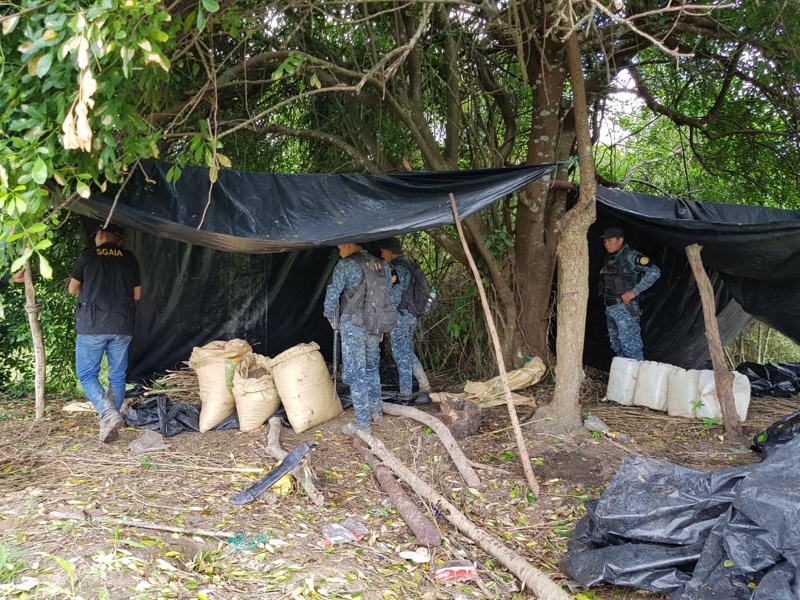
{"left": 69, "top": 224, "right": 142, "bottom": 442}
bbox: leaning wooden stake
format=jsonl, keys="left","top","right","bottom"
{"left": 685, "top": 244, "right": 742, "bottom": 437}
{"left": 266, "top": 417, "right": 325, "bottom": 506}
{"left": 343, "top": 423, "right": 568, "bottom": 599}
{"left": 449, "top": 194, "right": 540, "bottom": 498}
{"left": 355, "top": 439, "right": 442, "bottom": 546}
{"left": 381, "top": 402, "right": 481, "bottom": 489}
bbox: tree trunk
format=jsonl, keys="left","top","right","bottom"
{"left": 514, "top": 35, "right": 569, "bottom": 366}
{"left": 536, "top": 26, "right": 596, "bottom": 431}
{"left": 22, "top": 261, "right": 46, "bottom": 420}
{"left": 685, "top": 245, "right": 743, "bottom": 438}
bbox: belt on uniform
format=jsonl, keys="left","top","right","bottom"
{"left": 604, "top": 297, "right": 624, "bottom": 306}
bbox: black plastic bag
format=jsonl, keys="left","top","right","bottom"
{"left": 124, "top": 396, "right": 239, "bottom": 437}
{"left": 563, "top": 435, "right": 800, "bottom": 599}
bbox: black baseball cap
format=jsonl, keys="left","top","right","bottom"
{"left": 376, "top": 237, "right": 402, "bottom": 253}
{"left": 98, "top": 223, "right": 124, "bottom": 237}
{"left": 599, "top": 227, "right": 625, "bottom": 240}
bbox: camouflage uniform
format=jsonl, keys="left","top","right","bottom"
{"left": 599, "top": 244, "right": 660, "bottom": 360}
{"left": 324, "top": 250, "right": 390, "bottom": 427}
{"left": 388, "top": 259, "right": 430, "bottom": 396}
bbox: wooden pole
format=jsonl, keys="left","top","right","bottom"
{"left": 22, "top": 261, "right": 46, "bottom": 420}
{"left": 449, "top": 194, "right": 540, "bottom": 498}
{"left": 685, "top": 244, "right": 742, "bottom": 437}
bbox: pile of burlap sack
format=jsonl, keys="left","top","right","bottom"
{"left": 187, "top": 339, "right": 343, "bottom": 433}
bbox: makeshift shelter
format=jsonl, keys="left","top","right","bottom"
{"left": 78, "top": 161, "right": 555, "bottom": 380}
{"left": 76, "top": 162, "right": 800, "bottom": 381}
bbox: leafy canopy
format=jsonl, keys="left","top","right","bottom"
{"left": 0, "top": 0, "right": 182, "bottom": 273}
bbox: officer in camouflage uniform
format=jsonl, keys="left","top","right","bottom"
{"left": 377, "top": 237, "right": 431, "bottom": 400}
{"left": 598, "top": 227, "right": 660, "bottom": 361}
{"left": 323, "top": 242, "right": 391, "bottom": 432}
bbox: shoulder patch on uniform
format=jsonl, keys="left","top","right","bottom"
{"left": 638, "top": 256, "right": 650, "bottom": 266}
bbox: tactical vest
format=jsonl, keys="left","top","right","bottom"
{"left": 599, "top": 245, "right": 638, "bottom": 299}
{"left": 340, "top": 252, "right": 396, "bottom": 334}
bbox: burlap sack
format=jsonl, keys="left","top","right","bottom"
{"left": 463, "top": 356, "right": 546, "bottom": 406}
{"left": 266, "top": 342, "right": 343, "bottom": 433}
{"left": 188, "top": 339, "right": 252, "bottom": 432}
{"left": 232, "top": 353, "right": 281, "bottom": 432}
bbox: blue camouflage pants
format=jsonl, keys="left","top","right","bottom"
{"left": 340, "top": 317, "right": 382, "bottom": 427}
{"left": 605, "top": 301, "right": 644, "bottom": 361}
{"left": 390, "top": 310, "right": 425, "bottom": 395}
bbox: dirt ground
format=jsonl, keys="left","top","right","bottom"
{"left": 0, "top": 379, "right": 797, "bottom": 600}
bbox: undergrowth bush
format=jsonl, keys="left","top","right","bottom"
{"left": 726, "top": 321, "right": 800, "bottom": 368}
{"left": 0, "top": 220, "right": 83, "bottom": 397}
{"left": 401, "top": 233, "right": 499, "bottom": 385}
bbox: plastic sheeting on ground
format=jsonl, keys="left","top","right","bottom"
{"left": 123, "top": 396, "right": 240, "bottom": 437}
{"left": 562, "top": 429, "right": 800, "bottom": 599}
{"left": 736, "top": 362, "right": 800, "bottom": 398}
{"left": 751, "top": 411, "right": 800, "bottom": 458}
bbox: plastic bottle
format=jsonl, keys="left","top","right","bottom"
{"left": 424, "top": 289, "right": 437, "bottom": 314}
{"left": 604, "top": 431, "right": 632, "bottom": 443}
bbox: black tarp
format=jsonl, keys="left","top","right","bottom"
{"left": 75, "top": 163, "right": 800, "bottom": 380}
{"left": 81, "top": 161, "right": 556, "bottom": 252}
{"left": 78, "top": 162, "right": 555, "bottom": 380}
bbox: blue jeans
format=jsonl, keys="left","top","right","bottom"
{"left": 75, "top": 334, "right": 132, "bottom": 414}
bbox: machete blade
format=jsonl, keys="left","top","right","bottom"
{"left": 229, "top": 441, "right": 318, "bottom": 506}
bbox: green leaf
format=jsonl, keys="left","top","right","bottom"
{"left": 11, "top": 249, "right": 33, "bottom": 272}
{"left": 201, "top": 0, "right": 220, "bottom": 13}
{"left": 31, "top": 157, "right": 49, "bottom": 185}
{"left": 38, "top": 254, "right": 53, "bottom": 279}
{"left": 36, "top": 53, "right": 53, "bottom": 78}
{"left": 166, "top": 165, "right": 182, "bottom": 183}
{"left": 196, "top": 9, "right": 206, "bottom": 32}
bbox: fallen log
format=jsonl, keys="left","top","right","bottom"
{"left": 354, "top": 439, "right": 442, "bottom": 547}
{"left": 380, "top": 402, "right": 481, "bottom": 490}
{"left": 342, "top": 423, "right": 569, "bottom": 600}
{"left": 266, "top": 417, "right": 324, "bottom": 506}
